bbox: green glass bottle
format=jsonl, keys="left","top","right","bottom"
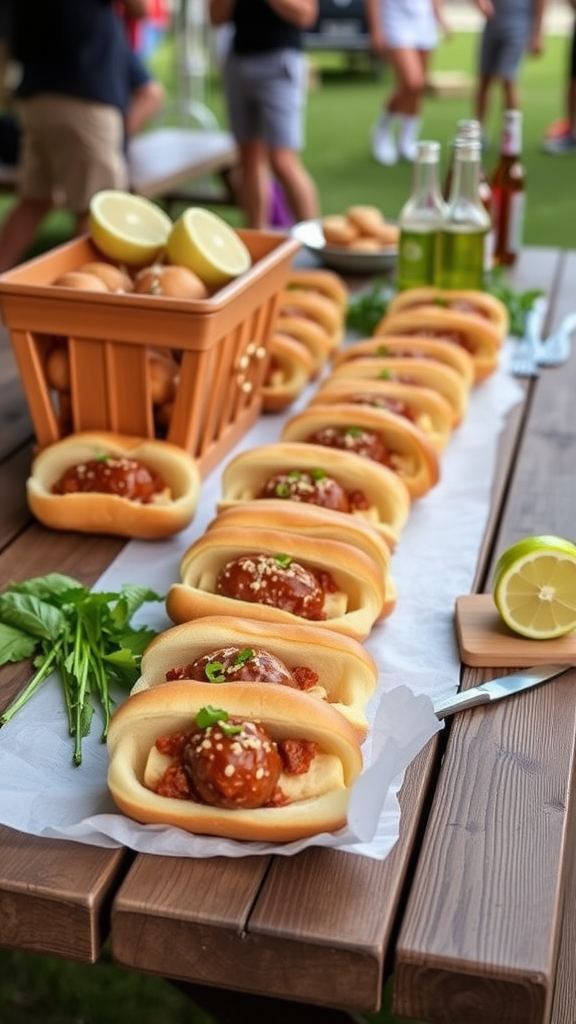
{"left": 396, "top": 140, "right": 447, "bottom": 291}
{"left": 437, "top": 137, "right": 491, "bottom": 290}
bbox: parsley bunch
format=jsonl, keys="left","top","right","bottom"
{"left": 0, "top": 573, "right": 164, "bottom": 765}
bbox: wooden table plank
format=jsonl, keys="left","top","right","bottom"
{"left": 393, "top": 249, "right": 576, "bottom": 1024}
{"left": 0, "top": 524, "right": 128, "bottom": 960}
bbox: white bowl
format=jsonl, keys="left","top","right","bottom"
{"left": 291, "top": 218, "right": 398, "bottom": 275}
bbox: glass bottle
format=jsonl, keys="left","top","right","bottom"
{"left": 490, "top": 109, "right": 526, "bottom": 267}
{"left": 396, "top": 140, "right": 447, "bottom": 291}
{"left": 444, "top": 118, "right": 494, "bottom": 272}
{"left": 436, "top": 137, "right": 491, "bottom": 290}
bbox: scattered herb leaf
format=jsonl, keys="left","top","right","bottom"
{"left": 0, "top": 572, "right": 164, "bottom": 766}
{"left": 484, "top": 267, "right": 545, "bottom": 337}
{"left": 346, "top": 279, "right": 394, "bottom": 336}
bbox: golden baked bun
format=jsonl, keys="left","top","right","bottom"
{"left": 134, "top": 264, "right": 209, "bottom": 300}
{"left": 79, "top": 261, "right": 133, "bottom": 292}
{"left": 52, "top": 271, "right": 109, "bottom": 292}
{"left": 322, "top": 215, "right": 359, "bottom": 247}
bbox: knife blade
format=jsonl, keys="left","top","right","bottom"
{"left": 433, "top": 664, "right": 571, "bottom": 720}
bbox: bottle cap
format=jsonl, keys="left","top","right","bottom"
{"left": 416, "top": 140, "right": 441, "bottom": 162}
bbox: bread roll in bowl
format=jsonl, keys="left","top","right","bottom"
{"left": 27, "top": 431, "right": 201, "bottom": 539}
{"left": 107, "top": 681, "right": 364, "bottom": 842}
{"left": 385, "top": 286, "right": 509, "bottom": 341}
{"left": 167, "top": 526, "right": 387, "bottom": 641}
{"left": 374, "top": 307, "right": 502, "bottom": 382}
{"left": 218, "top": 440, "right": 410, "bottom": 543}
{"left": 206, "top": 501, "right": 396, "bottom": 617}
{"left": 328, "top": 355, "right": 469, "bottom": 427}
{"left": 132, "top": 614, "right": 378, "bottom": 737}
{"left": 285, "top": 268, "right": 348, "bottom": 312}
{"left": 281, "top": 403, "right": 440, "bottom": 500}
{"left": 333, "top": 334, "right": 475, "bottom": 389}
{"left": 312, "top": 377, "right": 454, "bottom": 453}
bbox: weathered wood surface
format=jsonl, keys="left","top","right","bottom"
{"left": 1, "top": 249, "right": 575, "bottom": 1022}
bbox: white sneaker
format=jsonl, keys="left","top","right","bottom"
{"left": 371, "top": 124, "right": 398, "bottom": 165}
{"left": 399, "top": 138, "right": 418, "bottom": 162}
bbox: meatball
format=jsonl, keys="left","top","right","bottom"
{"left": 52, "top": 455, "right": 164, "bottom": 503}
{"left": 183, "top": 717, "right": 282, "bottom": 809}
{"left": 216, "top": 552, "right": 334, "bottom": 620}
{"left": 166, "top": 645, "right": 298, "bottom": 686}
{"left": 304, "top": 425, "right": 390, "bottom": 466}
{"left": 258, "top": 468, "right": 350, "bottom": 512}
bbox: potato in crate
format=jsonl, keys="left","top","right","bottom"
{"left": 0, "top": 227, "right": 299, "bottom": 477}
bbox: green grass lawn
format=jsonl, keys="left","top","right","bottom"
{"left": 1, "top": 30, "right": 574, "bottom": 258}
{"left": 0, "top": 28, "right": 573, "bottom": 1024}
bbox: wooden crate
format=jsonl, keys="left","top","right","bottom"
{"left": 0, "top": 230, "right": 299, "bottom": 477}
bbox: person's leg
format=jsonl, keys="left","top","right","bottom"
{"left": 236, "top": 137, "right": 271, "bottom": 229}
{"left": 0, "top": 196, "right": 52, "bottom": 272}
{"left": 268, "top": 146, "right": 318, "bottom": 223}
{"left": 373, "top": 47, "right": 426, "bottom": 163}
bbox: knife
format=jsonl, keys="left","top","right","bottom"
{"left": 433, "top": 664, "right": 571, "bottom": 720}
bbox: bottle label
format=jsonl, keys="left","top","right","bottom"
{"left": 501, "top": 115, "right": 522, "bottom": 157}
{"left": 397, "top": 228, "right": 440, "bottom": 290}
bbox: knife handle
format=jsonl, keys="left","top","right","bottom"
{"left": 433, "top": 687, "right": 491, "bottom": 720}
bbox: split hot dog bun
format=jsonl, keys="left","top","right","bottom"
{"left": 374, "top": 307, "right": 502, "bottom": 382}
{"left": 218, "top": 440, "right": 411, "bottom": 543}
{"left": 132, "top": 614, "right": 378, "bottom": 737}
{"left": 278, "top": 289, "right": 344, "bottom": 351}
{"left": 312, "top": 377, "right": 454, "bottom": 453}
{"left": 285, "top": 268, "right": 348, "bottom": 312}
{"left": 332, "top": 335, "right": 475, "bottom": 389}
{"left": 27, "top": 431, "right": 201, "bottom": 539}
{"left": 281, "top": 403, "right": 440, "bottom": 499}
{"left": 261, "top": 334, "right": 315, "bottom": 412}
{"left": 206, "top": 501, "right": 396, "bottom": 615}
{"left": 327, "top": 355, "right": 469, "bottom": 427}
{"left": 166, "top": 526, "right": 387, "bottom": 641}
{"left": 385, "top": 286, "right": 509, "bottom": 340}
{"left": 273, "top": 316, "right": 334, "bottom": 377}
{"left": 107, "top": 681, "right": 364, "bottom": 842}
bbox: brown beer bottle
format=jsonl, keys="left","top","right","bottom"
{"left": 490, "top": 110, "right": 526, "bottom": 267}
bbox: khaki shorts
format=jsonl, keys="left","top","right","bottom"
{"left": 16, "top": 94, "right": 128, "bottom": 214}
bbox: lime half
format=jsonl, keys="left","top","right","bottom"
{"left": 166, "top": 207, "right": 252, "bottom": 288}
{"left": 89, "top": 190, "right": 172, "bottom": 267}
{"left": 492, "top": 535, "right": 576, "bottom": 639}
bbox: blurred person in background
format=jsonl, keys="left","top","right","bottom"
{"left": 365, "top": 0, "right": 451, "bottom": 165}
{"left": 473, "top": 0, "right": 545, "bottom": 147}
{"left": 542, "top": 0, "right": 576, "bottom": 153}
{"left": 208, "top": 0, "right": 319, "bottom": 229}
{"left": 0, "top": 0, "right": 150, "bottom": 272}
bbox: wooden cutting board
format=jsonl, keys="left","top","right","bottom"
{"left": 455, "top": 594, "right": 576, "bottom": 667}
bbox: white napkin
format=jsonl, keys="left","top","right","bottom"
{"left": 0, "top": 341, "right": 523, "bottom": 859}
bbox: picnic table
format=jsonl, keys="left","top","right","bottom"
{"left": 1, "top": 244, "right": 576, "bottom": 1024}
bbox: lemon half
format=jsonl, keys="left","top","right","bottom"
{"left": 89, "top": 190, "right": 173, "bottom": 267}
{"left": 166, "top": 207, "right": 252, "bottom": 289}
{"left": 492, "top": 535, "right": 576, "bottom": 640}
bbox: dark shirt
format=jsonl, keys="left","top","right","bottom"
{"left": 10, "top": 0, "right": 134, "bottom": 112}
{"left": 232, "top": 0, "right": 302, "bottom": 54}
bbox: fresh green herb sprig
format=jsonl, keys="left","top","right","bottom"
{"left": 0, "top": 573, "right": 164, "bottom": 765}
{"left": 346, "top": 279, "right": 393, "bottom": 336}
{"left": 484, "top": 267, "right": 545, "bottom": 337}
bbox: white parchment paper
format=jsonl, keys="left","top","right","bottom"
{"left": 0, "top": 340, "right": 523, "bottom": 859}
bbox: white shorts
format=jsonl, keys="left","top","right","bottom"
{"left": 380, "top": 0, "right": 439, "bottom": 50}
